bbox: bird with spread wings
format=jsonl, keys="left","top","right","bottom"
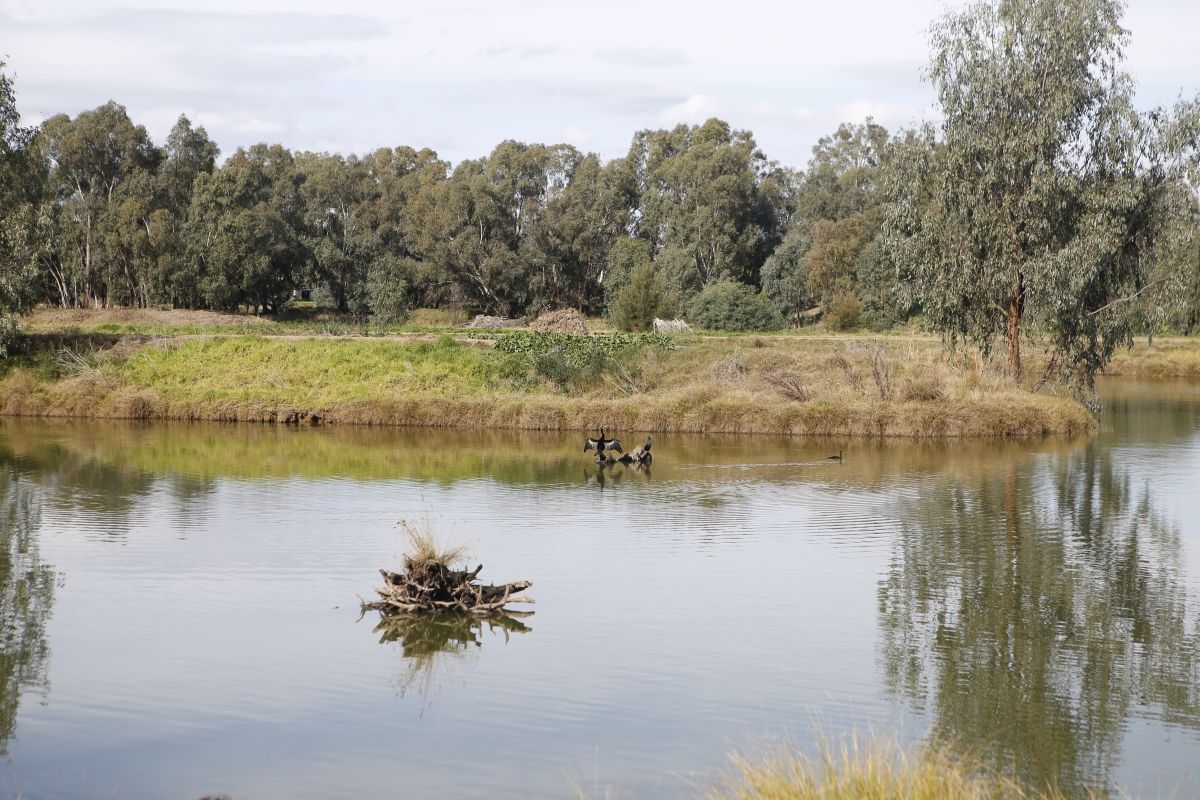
{"left": 584, "top": 427, "right": 623, "bottom": 463}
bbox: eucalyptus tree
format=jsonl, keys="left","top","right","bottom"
{"left": 767, "top": 120, "right": 896, "bottom": 327}
{"left": 188, "top": 144, "right": 305, "bottom": 313}
{"left": 526, "top": 152, "right": 632, "bottom": 313}
{"left": 0, "top": 62, "right": 45, "bottom": 323}
{"left": 39, "top": 102, "right": 161, "bottom": 308}
{"left": 797, "top": 120, "right": 890, "bottom": 223}
{"left": 296, "top": 152, "right": 377, "bottom": 313}
{"left": 760, "top": 230, "right": 814, "bottom": 325}
{"left": 150, "top": 116, "right": 219, "bottom": 308}
{"left": 359, "top": 146, "right": 448, "bottom": 313}
{"left": 626, "top": 118, "right": 789, "bottom": 299}
{"left": 886, "top": 0, "right": 1200, "bottom": 385}
{"left": 412, "top": 140, "right": 583, "bottom": 315}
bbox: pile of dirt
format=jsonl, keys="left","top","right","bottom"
{"left": 529, "top": 308, "right": 589, "bottom": 334}
{"left": 464, "top": 315, "right": 527, "bottom": 329}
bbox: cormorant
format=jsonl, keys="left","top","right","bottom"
{"left": 618, "top": 435, "right": 652, "bottom": 464}
{"left": 584, "top": 427, "right": 624, "bottom": 463}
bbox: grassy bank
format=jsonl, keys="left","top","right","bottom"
{"left": 0, "top": 327, "right": 1095, "bottom": 437}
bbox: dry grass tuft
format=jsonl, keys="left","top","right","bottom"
{"left": 711, "top": 737, "right": 1083, "bottom": 800}
{"left": 400, "top": 519, "right": 468, "bottom": 570}
{"left": 829, "top": 353, "right": 864, "bottom": 392}
{"left": 901, "top": 373, "right": 947, "bottom": 402}
{"left": 762, "top": 370, "right": 812, "bottom": 402}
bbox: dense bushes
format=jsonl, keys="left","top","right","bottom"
{"left": 686, "top": 280, "right": 785, "bottom": 332}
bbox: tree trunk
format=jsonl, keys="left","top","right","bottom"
{"left": 1006, "top": 281, "right": 1023, "bottom": 382}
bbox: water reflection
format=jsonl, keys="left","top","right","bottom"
{"left": 0, "top": 463, "right": 56, "bottom": 754}
{"left": 583, "top": 461, "right": 652, "bottom": 488}
{"left": 372, "top": 612, "right": 533, "bottom": 699}
{"left": 878, "top": 439, "right": 1200, "bottom": 795}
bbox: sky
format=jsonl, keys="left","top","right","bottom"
{"left": 3, "top": 0, "right": 1200, "bottom": 169}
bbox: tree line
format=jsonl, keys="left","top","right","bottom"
{"left": 3, "top": 0, "right": 1200, "bottom": 385}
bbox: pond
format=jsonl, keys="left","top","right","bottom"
{"left": 0, "top": 379, "right": 1198, "bottom": 799}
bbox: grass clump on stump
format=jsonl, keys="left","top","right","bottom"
{"left": 361, "top": 521, "right": 533, "bottom": 616}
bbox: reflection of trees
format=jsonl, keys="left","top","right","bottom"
{"left": 0, "top": 436, "right": 213, "bottom": 538}
{"left": 878, "top": 444, "right": 1200, "bottom": 796}
{"left": 0, "top": 465, "right": 56, "bottom": 754}
{"left": 373, "top": 611, "right": 532, "bottom": 699}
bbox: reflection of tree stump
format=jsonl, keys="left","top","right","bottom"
{"left": 374, "top": 610, "right": 534, "bottom": 699}
{"left": 361, "top": 559, "right": 533, "bottom": 616}
{"left": 373, "top": 611, "right": 533, "bottom": 654}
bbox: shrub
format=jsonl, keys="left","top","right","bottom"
{"left": 824, "top": 289, "right": 863, "bottom": 331}
{"left": 687, "top": 280, "right": 785, "bottom": 332}
{"left": 612, "top": 262, "right": 674, "bottom": 332}
{"left": 366, "top": 255, "right": 413, "bottom": 324}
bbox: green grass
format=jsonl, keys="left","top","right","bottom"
{"left": 114, "top": 335, "right": 503, "bottom": 404}
{"left": 0, "top": 330, "right": 1097, "bottom": 437}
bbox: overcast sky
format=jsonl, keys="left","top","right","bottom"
{"left": 3, "top": 0, "right": 1199, "bottom": 168}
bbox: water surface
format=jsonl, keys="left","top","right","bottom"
{"left": 0, "top": 379, "right": 1198, "bottom": 798}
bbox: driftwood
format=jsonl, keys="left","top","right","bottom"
{"left": 361, "top": 559, "right": 533, "bottom": 617}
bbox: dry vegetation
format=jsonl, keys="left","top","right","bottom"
{"left": 0, "top": 325, "right": 1101, "bottom": 437}
{"left": 710, "top": 738, "right": 1090, "bottom": 800}
{"left": 362, "top": 521, "right": 533, "bottom": 616}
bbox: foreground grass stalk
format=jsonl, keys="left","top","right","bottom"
{"left": 712, "top": 738, "right": 1085, "bottom": 800}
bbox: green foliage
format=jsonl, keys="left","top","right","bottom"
{"left": 760, "top": 231, "right": 813, "bottom": 326}
{"left": 366, "top": 254, "right": 414, "bottom": 323}
{"left": 492, "top": 330, "right": 671, "bottom": 363}
{"left": 885, "top": 0, "right": 1200, "bottom": 386}
{"left": 602, "top": 236, "right": 654, "bottom": 314}
{"left": 458, "top": 330, "right": 667, "bottom": 391}
{"left": 686, "top": 280, "right": 785, "bottom": 332}
{"left": 626, "top": 118, "right": 793, "bottom": 296}
{"left": 0, "top": 63, "right": 46, "bottom": 317}
{"left": 0, "top": 316, "right": 21, "bottom": 359}
{"left": 612, "top": 262, "right": 674, "bottom": 331}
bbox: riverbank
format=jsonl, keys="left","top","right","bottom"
{"left": 0, "top": 323, "right": 1096, "bottom": 437}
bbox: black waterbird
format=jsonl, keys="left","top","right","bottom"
{"left": 584, "top": 427, "right": 624, "bottom": 463}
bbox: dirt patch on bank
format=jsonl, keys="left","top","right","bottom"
{"left": 26, "top": 308, "right": 274, "bottom": 330}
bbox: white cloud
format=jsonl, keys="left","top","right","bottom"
{"left": 832, "top": 99, "right": 924, "bottom": 128}
{"left": 659, "top": 94, "right": 722, "bottom": 126}
{"left": 563, "top": 125, "right": 593, "bottom": 147}
{"left": 4, "top": 0, "right": 1198, "bottom": 167}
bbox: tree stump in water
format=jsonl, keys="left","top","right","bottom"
{"left": 361, "top": 557, "right": 533, "bottom": 617}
